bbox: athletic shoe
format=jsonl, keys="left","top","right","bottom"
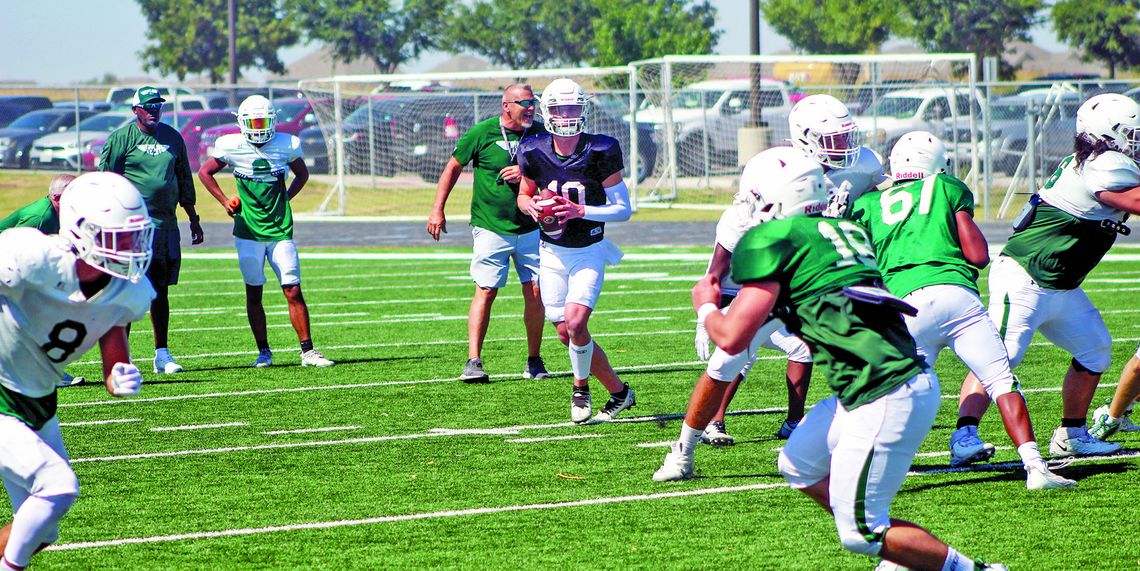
{"left": 1049, "top": 425, "right": 1122, "bottom": 457}
{"left": 981, "top": 564, "right": 1009, "bottom": 571}
{"left": 1025, "top": 463, "right": 1077, "bottom": 490}
{"left": 592, "top": 386, "right": 635, "bottom": 422}
{"left": 523, "top": 356, "right": 551, "bottom": 380}
{"left": 1089, "top": 405, "right": 1121, "bottom": 441}
{"left": 55, "top": 373, "right": 85, "bottom": 388}
{"left": 300, "top": 349, "right": 335, "bottom": 368}
{"left": 253, "top": 349, "right": 273, "bottom": 368}
{"left": 153, "top": 351, "right": 184, "bottom": 374}
{"left": 652, "top": 442, "right": 695, "bottom": 482}
{"left": 949, "top": 425, "right": 996, "bottom": 467}
{"left": 571, "top": 387, "right": 592, "bottom": 424}
{"left": 459, "top": 358, "right": 489, "bottom": 382}
{"left": 873, "top": 560, "right": 908, "bottom": 571}
{"left": 776, "top": 418, "right": 799, "bottom": 440}
{"left": 701, "top": 420, "right": 735, "bottom": 447}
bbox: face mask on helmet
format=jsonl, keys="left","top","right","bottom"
{"left": 789, "top": 94, "right": 862, "bottom": 169}
{"left": 734, "top": 147, "right": 827, "bottom": 224}
{"left": 1076, "top": 93, "right": 1140, "bottom": 159}
{"left": 58, "top": 172, "right": 154, "bottom": 283}
{"left": 889, "top": 131, "right": 950, "bottom": 181}
{"left": 238, "top": 95, "right": 277, "bottom": 144}
{"left": 541, "top": 78, "right": 589, "bottom": 137}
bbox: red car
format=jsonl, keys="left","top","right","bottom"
{"left": 82, "top": 110, "right": 236, "bottom": 171}
{"left": 197, "top": 99, "right": 317, "bottom": 169}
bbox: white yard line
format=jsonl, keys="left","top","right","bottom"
{"left": 149, "top": 423, "right": 248, "bottom": 432}
{"left": 59, "top": 418, "right": 142, "bottom": 427}
{"left": 505, "top": 434, "right": 608, "bottom": 444}
{"left": 263, "top": 426, "right": 362, "bottom": 435}
{"left": 611, "top": 316, "right": 671, "bottom": 322}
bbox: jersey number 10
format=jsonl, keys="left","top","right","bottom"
{"left": 545, "top": 180, "right": 585, "bottom": 205}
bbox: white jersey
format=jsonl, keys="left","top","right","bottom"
{"left": 1039, "top": 151, "right": 1139, "bottom": 222}
{"left": 210, "top": 132, "right": 302, "bottom": 182}
{"left": 713, "top": 205, "right": 752, "bottom": 296}
{"left": 826, "top": 146, "right": 888, "bottom": 204}
{"left": 0, "top": 229, "right": 154, "bottom": 398}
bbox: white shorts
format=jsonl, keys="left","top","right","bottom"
{"left": 987, "top": 255, "right": 1111, "bottom": 373}
{"left": 0, "top": 416, "right": 79, "bottom": 543}
{"left": 904, "top": 284, "right": 1015, "bottom": 398}
{"left": 470, "top": 227, "right": 540, "bottom": 289}
{"left": 539, "top": 239, "right": 623, "bottom": 323}
{"left": 706, "top": 319, "right": 812, "bottom": 382}
{"left": 235, "top": 237, "right": 301, "bottom": 287}
{"left": 778, "top": 371, "right": 940, "bottom": 555}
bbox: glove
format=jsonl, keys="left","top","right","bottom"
{"left": 110, "top": 362, "right": 142, "bottom": 396}
{"left": 822, "top": 180, "right": 852, "bottom": 219}
{"left": 695, "top": 320, "right": 712, "bottom": 361}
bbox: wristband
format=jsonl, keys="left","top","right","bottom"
{"left": 696, "top": 302, "right": 718, "bottom": 326}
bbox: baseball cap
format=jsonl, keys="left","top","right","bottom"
{"left": 133, "top": 86, "right": 166, "bottom": 106}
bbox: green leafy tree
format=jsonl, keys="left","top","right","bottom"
{"left": 760, "top": 0, "right": 897, "bottom": 84}
{"left": 137, "top": 0, "right": 299, "bottom": 82}
{"left": 1052, "top": 0, "right": 1140, "bottom": 78}
{"left": 442, "top": 0, "right": 596, "bottom": 69}
{"left": 898, "top": 0, "right": 1042, "bottom": 80}
{"left": 288, "top": 0, "right": 451, "bottom": 74}
{"left": 589, "top": 0, "right": 719, "bottom": 67}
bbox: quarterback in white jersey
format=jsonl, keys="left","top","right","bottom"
{"left": 198, "top": 95, "right": 334, "bottom": 369}
{"left": 958, "top": 93, "right": 1140, "bottom": 459}
{"left": 0, "top": 172, "right": 154, "bottom": 570}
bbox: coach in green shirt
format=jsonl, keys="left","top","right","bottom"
{"left": 426, "top": 84, "right": 549, "bottom": 383}
{"left": 99, "top": 86, "right": 203, "bottom": 375}
{"left": 0, "top": 173, "right": 74, "bottom": 234}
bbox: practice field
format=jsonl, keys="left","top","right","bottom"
{"left": 32, "top": 246, "right": 1140, "bottom": 569}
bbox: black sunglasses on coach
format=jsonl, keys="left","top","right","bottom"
{"left": 506, "top": 98, "right": 537, "bottom": 108}
{"left": 134, "top": 103, "right": 163, "bottom": 114}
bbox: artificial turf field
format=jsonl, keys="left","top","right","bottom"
{"left": 30, "top": 244, "right": 1140, "bottom": 569}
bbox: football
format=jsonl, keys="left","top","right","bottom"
{"left": 536, "top": 190, "right": 565, "bottom": 239}
{"left": 228, "top": 196, "right": 241, "bottom": 212}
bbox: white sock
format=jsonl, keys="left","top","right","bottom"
{"left": 941, "top": 547, "right": 977, "bottom": 571}
{"left": 568, "top": 340, "right": 593, "bottom": 381}
{"left": 1017, "top": 442, "right": 1045, "bottom": 471}
{"left": 4, "top": 494, "right": 76, "bottom": 567}
{"left": 679, "top": 423, "right": 703, "bottom": 454}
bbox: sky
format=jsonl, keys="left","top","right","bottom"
{"left": 0, "top": 0, "right": 1068, "bottom": 85}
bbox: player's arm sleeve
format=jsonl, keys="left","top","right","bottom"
{"left": 174, "top": 136, "right": 196, "bottom": 207}
{"left": 583, "top": 180, "right": 631, "bottom": 222}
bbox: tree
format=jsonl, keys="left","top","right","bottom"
{"left": 589, "top": 0, "right": 720, "bottom": 68}
{"left": 289, "top": 0, "right": 453, "bottom": 74}
{"left": 442, "top": 0, "right": 596, "bottom": 69}
{"left": 1052, "top": 0, "right": 1140, "bottom": 78}
{"left": 760, "top": 0, "right": 898, "bottom": 84}
{"left": 137, "top": 0, "right": 299, "bottom": 83}
{"left": 897, "top": 0, "right": 1042, "bottom": 80}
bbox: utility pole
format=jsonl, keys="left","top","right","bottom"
{"left": 739, "top": 0, "right": 770, "bottom": 165}
{"left": 228, "top": 0, "right": 238, "bottom": 107}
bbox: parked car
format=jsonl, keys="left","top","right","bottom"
{"left": 198, "top": 99, "right": 317, "bottom": 169}
{"left": 944, "top": 92, "right": 1080, "bottom": 175}
{"left": 0, "top": 109, "right": 97, "bottom": 168}
{"left": 79, "top": 110, "right": 234, "bottom": 171}
{"left": 105, "top": 86, "right": 194, "bottom": 105}
{"left": 52, "top": 101, "right": 113, "bottom": 112}
{"left": 0, "top": 96, "right": 54, "bottom": 128}
{"left": 30, "top": 111, "right": 135, "bottom": 170}
{"left": 630, "top": 77, "right": 804, "bottom": 175}
{"left": 852, "top": 86, "right": 982, "bottom": 157}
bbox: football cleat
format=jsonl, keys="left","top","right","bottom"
{"left": 253, "top": 349, "right": 273, "bottom": 369}
{"left": 701, "top": 419, "right": 735, "bottom": 447}
{"left": 1089, "top": 405, "right": 1121, "bottom": 441}
{"left": 592, "top": 386, "right": 635, "bottom": 423}
{"left": 300, "top": 349, "right": 335, "bottom": 368}
{"left": 1049, "top": 425, "right": 1122, "bottom": 457}
{"left": 523, "top": 356, "right": 551, "bottom": 380}
{"left": 776, "top": 418, "right": 800, "bottom": 440}
{"left": 571, "top": 386, "right": 592, "bottom": 424}
{"left": 949, "top": 425, "right": 996, "bottom": 467}
{"left": 459, "top": 358, "right": 488, "bottom": 382}
{"left": 1025, "top": 462, "right": 1077, "bottom": 490}
{"left": 55, "top": 373, "right": 86, "bottom": 388}
{"left": 652, "top": 442, "right": 695, "bottom": 482}
{"left": 873, "top": 560, "right": 909, "bottom": 571}
{"left": 153, "top": 350, "right": 184, "bottom": 374}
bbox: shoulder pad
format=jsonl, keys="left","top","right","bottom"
{"left": 0, "top": 230, "right": 70, "bottom": 290}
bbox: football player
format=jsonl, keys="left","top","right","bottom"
{"left": 1090, "top": 345, "right": 1140, "bottom": 439}
{"left": 0, "top": 172, "right": 154, "bottom": 570}
{"left": 956, "top": 93, "right": 1140, "bottom": 458}
{"left": 198, "top": 95, "right": 334, "bottom": 368}
{"left": 516, "top": 78, "right": 633, "bottom": 424}
{"left": 851, "top": 131, "right": 1074, "bottom": 489}
{"left": 674, "top": 146, "right": 1006, "bottom": 570}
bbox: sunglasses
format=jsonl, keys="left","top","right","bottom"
{"left": 506, "top": 98, "right": 537, "bottom": 108}
{"left": 135, "top": 103, "right": 163, "bottom": 114}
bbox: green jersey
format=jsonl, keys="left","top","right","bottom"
{"left": 732, "top": 216, "right": 924, "bottom": 409}
{"left": 1002, "top": 152, "right": 1139, "bottom": 290}
{"left": 452, "top": 115, "right": 542, "bottom": 235}
{"left": 99, "top": 122, "right": 196, "bottom": 231}
{"left": 210, "top": 132, "right": 300, "bottom": 241}
{"left": 0, "top": 197, "right": 58, "bottom": 234}
{"left": 850, "top": 174, "right": 979, "bottom": 298}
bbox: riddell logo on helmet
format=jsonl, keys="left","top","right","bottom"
{"left": 804, "top": 202, "right": 826, "bottom": 214}
{"left": 895, "top": 170, "right": 926, "bottom": 180}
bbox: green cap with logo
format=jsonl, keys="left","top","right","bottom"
{"left": 133, "top": 86, "right": 166, "bottom": 106}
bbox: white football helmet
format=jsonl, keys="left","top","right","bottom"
{"left": 889, "top": 131, "right": 951, "bottom": 181}
{"left": 237, "top": 95, "right": 277, "bottom": 144}
{"left": 58, "top": 172, "right": 154, "bottom": 283}
{"left": 1076, "top": 93, "right": 1140, "bottom": 158}
{"left": 788, "top": 94, "right": 862, "bottom": 169}
{"left": 540, "top": 78, "right": 588, "bottom": 137}
{"left": 735, "top": 146, "right": 827, "bottom": 224}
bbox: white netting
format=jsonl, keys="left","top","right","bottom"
{"left": 298, "top": 68, "right": 638, "bottom": 216}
